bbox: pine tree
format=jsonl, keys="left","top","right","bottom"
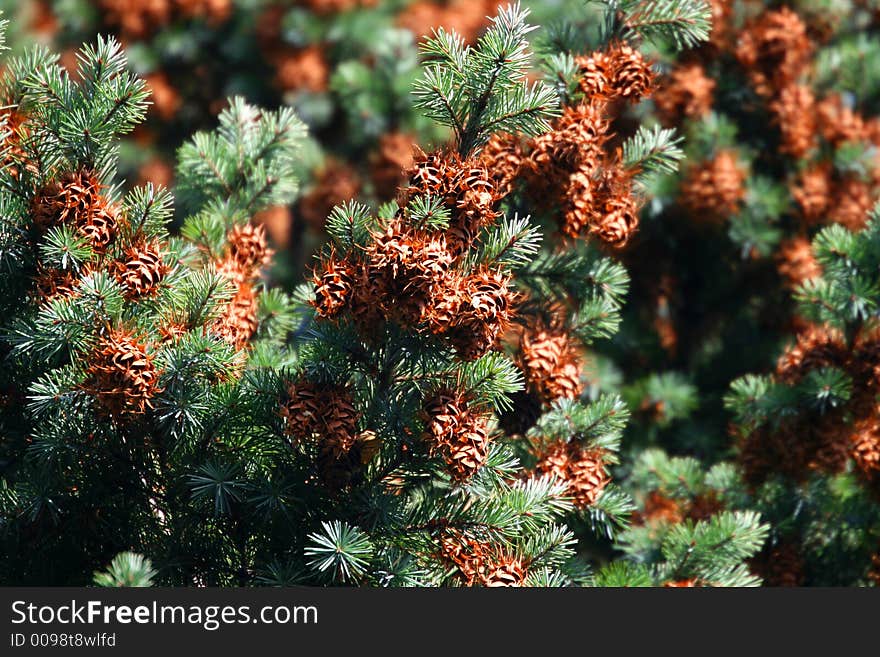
{"left": 0, "top": 1, "right": 745, "bottom": 587}
{"left": 0, "top": 29, "right": 308, "bottom": 584}
{"left": 725, "top": 205, "right": 880, "bottom": 585}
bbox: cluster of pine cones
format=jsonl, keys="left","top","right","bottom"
{"left": 737, "top": 324, "right": 880, "bottom": 492}
{"left": 312, "top": 149, "right": 516, "bottom": 361}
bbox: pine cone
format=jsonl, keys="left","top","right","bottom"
{"left": 828, "top": 177, "right": 874, "bottom": 231}
{"left": 750, "top": 541, "right": 806, "bottom": 587}
{"left": 776, "top": 237, "right": 821, "bottom": 290}
{"left": 654, "top": 62, "right": 715, "bottom": 125}
{"left": 769, "top": 84, "right": 817, "bottom": 158}
{"left": 735, "top": 8, "right": 812, "bottom": 97}
{"left": 217, "top": 223, "right": 272, "bottom": 285}
{"left": 444, "top": 269, "right": 516, "bottom": 360}
{"left": 85, "top": 329, "right": 162, "bottom": 416}
{"left": 663, "top": 578, "right": 699, "bottom": 587}
{"left": 32, "top": 265, "right": 80, "bottom": 303}
{"left": 791, "top": 164, "right": 832, "bottom": 225}
{"left": 482, "top": 555, "right": 527, "bottom": 587}
{"left": 606, "top": 42, "right": 656, "bottom": 103}
{"left": 852, "top": 415, "right": 880, "bottom": 478}
{"left": 0, "top": 107, "right": 30, "bottom": 179}
{"left": 312, "top": 254, "right": 357, "bottom": 320}
{"left": 776, "top": 325, "right": 847, "bottom": 384}
{"left": 562, "top": 166, "right": 639, "bottom": 246}
{"left": 281, "top": 379, "right": 360, "bottom": 453}
{"left": 211, "top": 283, "right": 259, "bottom": 350}
{"left": 422, "top": 390, "right": 491, "bottom": 482}
{"left": 114, "top": 240, "right": 168, "bottom": 298}
{"left": 144, "top": 71, "right": 181, "bottom": 121}
{"left": 406, "top": 150, "right": 500, "bottom": 259}
{"left": 478, "top": 132, "right": 523, "bottom": 200}
{"left": 816, "top": 94, "right": 868, "bottom": 147}
{"left": 272, "top": 45, "right": 329, "bottom": 92}
{"left": 518, "top": 322, "right": 584, "bottom": 404}
{"left": 632, "top": 490, "right": 683, "bottom": 526}
{"left": 533, "top": 440, "right": 609, "bottom": 508}
{"left": 32, "top": 170, "right": 120, "bottom": 252}
{"left": 436, "top": 528, "right": 489, "bottom": 586}
{"left": 528, "top": 102, "right": 609, "bottom": 182}
{"left": 679, "top": 150, "right": 746, "bottom": 219}
{"left": 574, "top": 50, "right": 615, "bottom": 98}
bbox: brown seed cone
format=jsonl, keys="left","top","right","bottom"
{"left": 750, "top": 541, "right": 806, "bottom": 587}
{"left": 403, "top": 150, "right": 498, "bottom": 261}
{"left": 478, "top": 132, "right": 524, "bottom": 200}
{"left": 482, "top": 555, "right": 527, "bottom": 587}
{"left": 370, "top": 132, "right": 417, "bottom": 201}
{"left": 653, "top": 62, "right": 716, "bottom": 125}
{"left": 518, "top": 323, "right": 584, "bottom": 404}
{"left": 396, "top": 0, "right": 498, "bottom": 44}
{"left": 211, "top": 282, "right": 259, "bottom": 350}
{"left": 816, "top": 94, "right": 868, "bottom": 147}
{"left": 679, "top": 150, "right": 746, "bottom": 220}
{"left": 436, "top": 528, "right": 489, "bottom": 586}
{"left": 663, "top": 578, "right": 699, "bottom": 587}
{"left": 589, "top": 181, "right": 640, "bottom": 248}
{"left": 0, "top": 107, "right": 30, "bottom": 179}
{"left": 574, "top": 50, "right": 616, "bottom": 98}
{"left": 775, "top": 325, "right": 847, "bottom": 384}
{"left": 312, "top": 253, "right": 357, "bottom": 320}
{"left": 631, "top": 490, "right": 684, "bottom": 526}
{"left": 686, "top": 491, "right": 724, "bottom": 522}
{"left": 737, "top": 411, "right": 850, "bottom": 486}
{"left": 706, "top": 0, "right": 734, "bottom": 50}
{"left": 735, "top": 8, "right": 812, "bottom": 97}
{"left": 271, "top": 44, "right": 329, "bottom": 92}
{"left": 32, "top": 170, "right": 120, "bottom": 252}
{"left": 96, "top": 0, "right": 231, "bottom": 39}
{"left": 852, "top": 327, "right": 880, "bottom": 396}
{"left": 422, "top": 390, "right": 491, "bottom": 482}
{"left": 791, "top": 164, "right": 832, "bottom": 225}
{"left": 559, "top": 166, "right": 595, "bottom": 238}
{"left": 114, "top": 240, "right": 168, "bottom": 298}
{"left": 144, "top": 71, "right": 181, "bottom": 121}
{"left": 606, "top": 42, "right": 656, "bottom": 103}
{"left": 528, "top": 102, "right": 609, "bottom": 181}
{"left": 85, "top": 329, "right": 162, "bottom": 416}
{"left": 281, "top": 379, "right": 360, "bottom": 451}
{"left": 533, "top": 440, "right": 609, "bottom": 508}
{"left": 776, "top": 236, "right": 821, "bottom": 290}
{"left": 851, "top": 414, "right": 880, "bottom": 478}
{"left": 769, "top": 84, "right": 817, "bottom": 159}
{"left": 441, "top": 269, "right": 517, "bottom": 361}
{"left": 32, "top": 265, "right": 81, "bottom": 303}
{"left": 216, "top": 223, "right": 272, "bottom": 286}
{"left": 297, "top": 160, "right": 361, "bottom": 230}
{"left": 828, "top": 177, "right": 874, "bottom": 231}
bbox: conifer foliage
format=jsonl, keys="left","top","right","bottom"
{"left": 0, "top": 0, "right": 778, "bottom": 588}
